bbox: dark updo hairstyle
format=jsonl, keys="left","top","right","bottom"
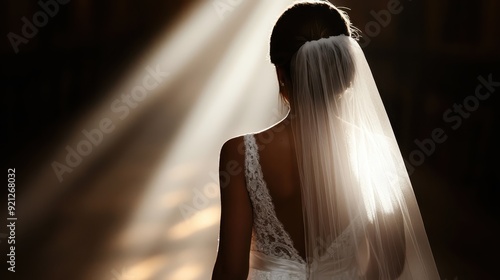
{"left": 270, "top": 1, "right": 355, "bottom": 97}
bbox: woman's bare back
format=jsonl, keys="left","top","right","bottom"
{"left": 252, "top": 119, "right": 306, "bottom": 260}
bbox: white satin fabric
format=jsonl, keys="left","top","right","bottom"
{"left": 249, "top": 251, "right": 306, "bottom": 279}
{"left": 249, "top": 250, "right": 360, "bottom": 280}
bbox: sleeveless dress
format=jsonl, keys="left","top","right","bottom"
{"left": 243, "top": 134, "right": 364, "bottom": 280}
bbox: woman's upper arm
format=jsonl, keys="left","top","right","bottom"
{"left": 212, "top": 136, "right": 253, "bottom": 280}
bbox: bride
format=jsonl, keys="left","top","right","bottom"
{"left": 212, "top": 1, "right": 440, "bottom": 279}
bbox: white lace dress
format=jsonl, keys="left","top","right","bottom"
{"left": 243, "top": 134, "right": 363, "bottom": 279}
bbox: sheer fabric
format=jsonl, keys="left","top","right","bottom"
{"left": 288, "top": 35, "right": 440, "bottom": 279}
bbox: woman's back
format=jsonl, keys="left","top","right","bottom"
{"left": 249, "top": 120, "right": 306, "bottom": 261}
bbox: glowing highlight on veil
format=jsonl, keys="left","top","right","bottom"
{"left": 346, "top": 126, "right": 405, "bottom": 222}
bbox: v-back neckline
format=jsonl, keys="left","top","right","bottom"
{"left": 245, "top": 134, "right": 359, "bottom": 265}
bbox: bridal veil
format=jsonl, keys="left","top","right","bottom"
{"left": 274, "top": 3, "right": 440, "bottom": 278}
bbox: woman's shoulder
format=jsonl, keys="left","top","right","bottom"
{"left": 220, "top": 115, "right": 292, "bottom": 159}
{"left": 219, "top": 133, "right": 252, "bottom": 163}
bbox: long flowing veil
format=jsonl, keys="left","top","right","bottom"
{"left": 288, "top": 34, "right": 440, "bottom": 279}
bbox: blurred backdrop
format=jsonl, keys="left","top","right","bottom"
{"left": 1, "top": 0, "right": 499, "bottom": 279}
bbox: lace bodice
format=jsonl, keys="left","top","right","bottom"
{"left": 243, "top": 134, "right": 306, "bottom": 265}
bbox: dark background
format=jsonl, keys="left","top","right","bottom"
{"left": 2, "top": 0, "right": 499, "bottom": 279}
